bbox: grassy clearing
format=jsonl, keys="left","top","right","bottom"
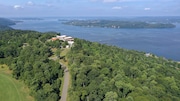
{"left": 0, "top": 65, "right": 34, "bottom": 101}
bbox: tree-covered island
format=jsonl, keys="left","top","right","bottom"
{"left": 63, "top": 20, "right": 176, "bottom": 29}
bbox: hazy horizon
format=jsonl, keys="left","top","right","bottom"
{"left": 1, "top": 0, "right": 180, "bottom": 17}
{"left": 5, "top": 15, "right": 180, "bottom": 18}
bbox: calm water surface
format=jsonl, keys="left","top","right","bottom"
{"left": 11, "top": 17, "right": 180, "bottom": 61}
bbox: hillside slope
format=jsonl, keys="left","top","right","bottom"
{"left": 67, "top": 39, "right": 180, "bottom": 101}
{"left": 0, "top": 18, "right": 15, "bottom": 30}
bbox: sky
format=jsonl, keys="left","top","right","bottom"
{"left": 0, "top": 0, "right": 180, "bottom": 17}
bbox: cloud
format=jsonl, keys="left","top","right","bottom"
{"left": 112, "top": 6, "right": 122, "bottom": 10}
{"left": 144, "top": 8, "right": 151, "bottom": 10}
{"left": 14, "top": 5, "right": 23, "bottom": 9}
{"left": 27, "top": 1, "right": 34, "bottom": 6}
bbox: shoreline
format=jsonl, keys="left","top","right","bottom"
{"left": 10, "top": 17, "right": 180, "bottom": 61}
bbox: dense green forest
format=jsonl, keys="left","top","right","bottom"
{"left": 63, "top": 20, "right": 175, "bottom": 29}
{"left": 0, "top": 30, "right": 64, "bottom": 101}
{"left": 67, "top": 39, "right": 180, "bottom": 101}
{"left": 1, "top": 29, "right": 180, "bottom": 101}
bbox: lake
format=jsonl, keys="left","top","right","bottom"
{"left": 11, "top": 17, "right": 180, "bottom": 61}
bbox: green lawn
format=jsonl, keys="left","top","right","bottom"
{"left": 0, "top": 65, "right": 34, "bottom": 101}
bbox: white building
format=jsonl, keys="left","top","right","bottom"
{"left": 52, "top": 35, "right": 74, "bottom": 48}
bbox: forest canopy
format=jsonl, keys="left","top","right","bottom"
{"left": 0, "top": 30, "right": 64, "bottom": 101}
{"left": 67, "top": 38, "right": 180, "bottom": 101}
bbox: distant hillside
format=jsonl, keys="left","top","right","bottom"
{"left": 0, "top": 18, "right": 15, "bottom": 26}
{"left": 0, "top": 18, "right": 15, "bottom": 31}
{"left": 0, "top": 25, "right": 13, "bottom": 31}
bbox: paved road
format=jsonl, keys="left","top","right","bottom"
{"left": 60, "top": 68, "right": 70, "bottom": 101}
